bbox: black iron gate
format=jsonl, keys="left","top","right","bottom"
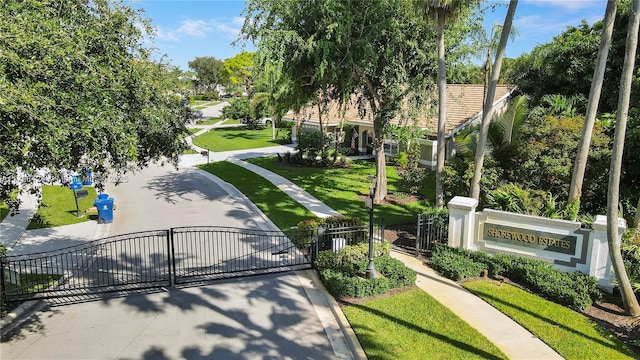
{"left": 1, "top": 227, "right": 319, "bottom": 302}
{"left": 170, "top": 226, "right": 314, "bottom": 285}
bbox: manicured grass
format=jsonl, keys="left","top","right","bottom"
{"left": 0, "top": 201, "right": 9, "bottom": 222}
{"left": 27, "top": 185, "right": 98, "bottom": 229}
{"left": 222, "top": 118, "right": 243, "bottom": 125}
{"left": 342, "top": 288, "right": 508, "bottom": 360}
{"left": 193, "top": 127, "right": 282, "bottom": 151}
{"left": 196, "top": 117, "right": 223, "bottom": 125}
{"left": 247, "top": 157, "right": 431, "bottom": 225}
{"left": 188, "top": 128, "right": 201, "bottom": 135}
{"left": 462, "top": 280, "right": 638, "bottom": 360}
{"left": 199, "top": 161, "right": 316, "bottom": 229}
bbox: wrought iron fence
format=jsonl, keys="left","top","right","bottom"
{"left": 416, "top": 213, "right": 449, "bottom": 256}
{"left": 1, "top": 230, "right": 170, "bottom": 301}
{"left": 1, "top": 223, "right": 385, "bottom": 302}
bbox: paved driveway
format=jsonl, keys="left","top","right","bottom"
{"left": 1, "top": 273, "right": 339, "bottom": 359}
{"left": 1, "top": 143, "right": 358, "bottom": 359}
{"left": 106, "top": 162, "right": 276, "bottom": 235}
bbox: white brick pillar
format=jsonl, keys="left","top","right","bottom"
{"left": 447, "top": 196, "right": 479, "bottom": 250}
{"left": 591, "top": 215, "right": 626, "bottom": 291}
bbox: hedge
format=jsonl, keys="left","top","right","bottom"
{"left": 430, "top": 245, "right": 602, "bottom": 310}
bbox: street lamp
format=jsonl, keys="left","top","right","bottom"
{"left": 366, "top": 174, "right": 377, "bottom": 279}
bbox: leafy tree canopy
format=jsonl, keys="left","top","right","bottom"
{"left": 0, "top": 0, "right": 190, "bottom": 210}
{"left": 506, "top": 1, "right": 640, "bottom": 113}
{"left": 188, "top": 56, "right": 227, "bottom": 89}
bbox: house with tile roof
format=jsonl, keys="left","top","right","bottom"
{"left": 283, "top": 84, "right": 516, "bottom": 168}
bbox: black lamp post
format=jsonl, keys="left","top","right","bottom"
{"left": 366, "top": 175, "right": 377, "bottom": 279}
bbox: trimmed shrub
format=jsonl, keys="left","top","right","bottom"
{"left": 317, "top": 247, "right": 415, "bottom": 298}
{"left": 431, "top": 245, "right": 602, "bottom": 309}
{"left": 430, "top": 245, "right": 486, "bottom": 281}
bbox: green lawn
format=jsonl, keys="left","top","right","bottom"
{"left": 193, "top": 127, "right": 282, "bottom": 151}
{"left": 247, "top": 157, "right": 432, "bottom": 225}
{"left": 343, "top": 288, "right": 508, "bottom": 360}
{"left": 463, "top": 280, "right": 638, "bottom": 360}
{"left": 27, "top": 185, "right": 98, "bottom": 229}
{"left": 0, "top": 202, "right": 9, "bottom": 222}
{"left": 199, "top": 161, "right": 316, "bottom": 229}
{"left": 221, "top": 118, "right": 243, "bottom": 125}
{"left": 196, "top": 117, "right": 223, "bottom": 125}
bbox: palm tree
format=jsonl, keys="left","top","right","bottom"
{"left": 470, "top": 0, "right": 518, "bottom": 200}
{"left": 413, "top": 0, "right": 473, "bottom": 208}
{"left": 607, "top": 0, "right": 640, "bottom": 317}
{"left": 568, "top": 0, "right": 617, "bottom": 207}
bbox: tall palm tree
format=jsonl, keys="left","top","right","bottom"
{"left": 568, "top": 0, "right": 617, "bottom": 207}
{"left": 607, "top": 0, "right": 640, "bottom": 317}
{"left": 413, "top": 0, "right": 472, "bottom": 208}
{"left": 470, "top": 0, "right": 518, "bottom": 200}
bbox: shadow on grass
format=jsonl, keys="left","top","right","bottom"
{"left": 349, "top": 302, "right": 505, "bottom": 360}
{"left": 465, "top": 284, "right": 633, "bottom": 355}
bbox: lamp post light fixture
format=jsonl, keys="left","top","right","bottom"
{"left": 366, "top": 174, "right": 377, "bottom": 279}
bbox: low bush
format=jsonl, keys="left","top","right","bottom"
{"left": 430, "top": 246, "right": 485, "bottom": 281}
{"left": 316, "top": 243, "right": 414, "bottom": 298}
{"left": 431, "top": 245, "right": 602, "bottom": 309}
{"left": 319, "top": 255, "right": 415, "bottom": 298}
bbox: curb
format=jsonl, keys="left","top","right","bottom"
{"left": 297, "top": 270, "right": 367, "bottom": 360}
{"left": 1, "top": 299, "right": 46, "bottom": 338}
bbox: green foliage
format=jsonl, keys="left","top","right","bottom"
{"left": 1, "top": 0, "right": 190, "bottom": 208}
{"left": 430, "top": 246, "right": 486, "bottom": 281}
{"left": 221, "top": 96, "right": 251, "bottom": 121}
{"left": 396, "top": 152, "right": 409, "bottom": 169}
{"left": 486, "top": 183, "right": 547, "bottom": 216}
{"left": 496, "top": 114, "right": 611, "bottom": 215}
{"left": 318, "top": 253, "right": 415, "bottom": 298}
{"left": 188, "top": 56, "right": 226, "bottom": 88}
{"left": 431, "top": 246, "right": 602, "bottom": 309}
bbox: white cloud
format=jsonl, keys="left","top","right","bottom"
{"left": 155, "top": 26, "right": 180, "bottom": 41}
{"left": 177, "top": 19, "right": 213, "bottom": 37}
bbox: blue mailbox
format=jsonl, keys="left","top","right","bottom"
{"left": 94, "top": 194, "right": 115, "bottom": 224}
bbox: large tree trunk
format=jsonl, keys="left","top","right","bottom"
{"left": 470, "top": 0, "right": 518, "bottom": 200}
{"left": 435, "top": 12, "right": 447, "bottom": 208}
{"left": 607, "top": 0, "right": 640, "bottom": 317}
{"left": 568, "top": 0, "right": 617, "bottom": 207}
{"left": 374, "top": 140, "right": 387, "bottom": 203}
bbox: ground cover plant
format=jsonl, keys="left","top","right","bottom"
{"left": 247, "top": 157, "right": 432, "bottom": 226}
{"left": 342, "top": 288, "right": 508, "bottom": 360}
{"left": 27, "top": 185, "right": 98, "bottom": 229}
{"left": 193, "top": 127, "right": 285, "bottom": 151}
{"left": 198, "top": 161, "right": 315, "bottom": 229}
{"left": 463, "top": 280, "right": 638, "bottom": 360}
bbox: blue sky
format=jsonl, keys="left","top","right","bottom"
{"left": 134, "top": 0, "right": 607, "bottom": 71}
